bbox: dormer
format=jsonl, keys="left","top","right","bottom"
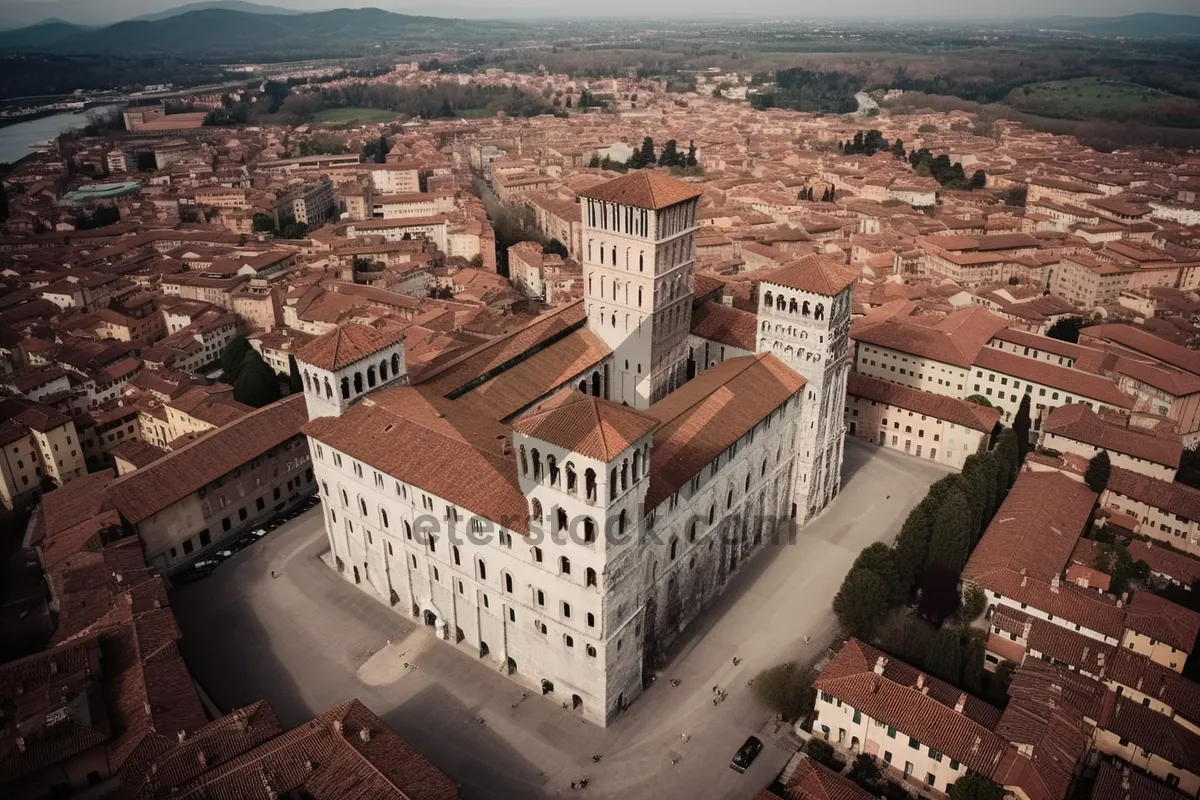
{"left": 293, "top": 324, "right": 407, "bottom": 420}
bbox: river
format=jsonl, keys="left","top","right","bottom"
{"left": 0, "top": 108, "right": 113, "bottom": 166}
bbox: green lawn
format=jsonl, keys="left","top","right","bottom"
{"left": 454, "top": 107, "right": 496, "bottom": 119}
{"left": 1005, "top": 77, "right": 1200, "bottom": 122}
{"left": 313, "top": 107, "right": 398, "bottom": 125}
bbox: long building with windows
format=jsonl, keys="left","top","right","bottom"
{"left": 295, "top": 170, "right": 858, "bottom": 726}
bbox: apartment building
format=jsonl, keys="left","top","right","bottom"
{"left": 276, "top": 179, "right": 336, "bottom": 229}
{"left": 372, "top": 191, "right": 455, "bottom": 220}
{"left": 0, "top": 397, "right": 86, "bottom": 509}
{"left": 1102, "top": 467, "right": 1200, "bottom": 556}
{"left": 1041, "top": 403, "right": 1182, "bottom": 481}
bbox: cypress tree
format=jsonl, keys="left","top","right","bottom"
{"left": 1013, "top": 394, "right": 1032, "bottom": 460}
{"left": 220, "top": 337, "right": 253, "bottom": 383}
{"left": 925, "top": 626, "right": 964, "bottom": 685}
{"left": 928, "top": 488, "right": 973, "bottom": 572}
{"left": 233, "top": 350, "right": 282, "bottom": 408}
{"left": 851, "top": 543, "right": 904, "bottom": 606}
{"left": 894, "top": 498, "right": 936, "bottom": 594}
{"left": 1086, "top": 450, "right": 1112, "bottom": 494}
{"left": 833, "top": 568, "right": 891, "bottom": 640}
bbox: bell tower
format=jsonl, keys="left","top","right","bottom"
{"left": 580, "top": 171, "right": 702, "bottom": 409}
{"left": 755, "top": 255, "right": 857, "bottom": 523}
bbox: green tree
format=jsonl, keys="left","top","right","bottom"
{"left": 969, "top": 169, "right": 987, "bottom": 190}
{"left": 891, "top": 138, "right": 906, "bottom": 159}
{"left": 587, "top": 153, "right": 601, "bottom": 168}
{"left": 847, "top": 754, "right": 884, "bottom": 792}
{"left": 220, "top": 337, "right": 253, "bottom": 383}
{"left": 964, "top": 395, "right": 993, "bottom": 409}
{"left": 948, "top": 772, "right": 1007, "bottom": 800}
{"left": 957, "top": 585, "right": 987, "bottom": 625}
{"left": 851, "top": 543, "right": 904, "bottom": 606}
{"left": 1013, "top": 393, "right": 1032, "bottom": 460}
{"left": 926, "top": 626, "right": 965, "bottom": 685}
{"left": 1047, "top": 315, "right": 1086, "bottom": 344}
{"left": 833, "top": 568, "right": 891, "bottom": 640}
{"left": 962, "top": 630, "right": 987, "bottom": 695}
{"left": 894, "top": 499, "right": 936, "bottom": 594}
{"left": 252, "top": 213, "right": 276, "bottom": 234}
{"left": 750, "top": 661, "right": 817, "bottom": 721}
{"left": 995, "top": 428, "right": 1021, "bottom": 495}
{"left": 929, "top": 488, "right": 973, "bottom": 572}
{"left": 960, "top": 454, "right": 992, "bottom": 538}
{"left": 637, "top": 136, "right": 656, "bottom": 168}
{"left": 233, "top": 350, "right": 282, "bottom": 408}
{"left": 686, "top": 140, "right": 697, "bottom": 167}
{"left": 873, "top": 610, "right": 938, "bottom": 666}
{"left": 1086, "top": 450, "right": 1112, "bottom": 494}
{"left": 659, "top": 139, "right": 680, "bottom": 167}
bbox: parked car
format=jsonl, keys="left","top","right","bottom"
{"left": 730, "top": 736, "right": 762, "bottom": 773}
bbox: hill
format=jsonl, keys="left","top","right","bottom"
{"left": 1033, "top": 13, "right": 1200, "bottom": 38}
{"left": 0, "top": 20, "right": 89, "bottom": 50}
{"left": 2, "top": 7, "right": 495, "bottom": 57}
{"left": 129, "top": 1, "right": 305, "bottom": 22}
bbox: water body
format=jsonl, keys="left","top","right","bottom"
{"left": 0, "top": 109, "right": 109, "bottom": 166}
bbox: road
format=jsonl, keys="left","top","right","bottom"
{"left": 173, "top": 437, "right": 951, "bottom": 800}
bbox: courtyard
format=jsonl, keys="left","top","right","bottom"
{"left": 172, "top": 436, "right": 952, "bottom": 800}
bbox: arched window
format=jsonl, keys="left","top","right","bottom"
{"left": 610, "top": 468, "right": 619, "bottom": 500}
{"left": 802, "top": 301, "right": 810, "bottom": 316}
{"left": 632, "top": 450, "right": 642, "bottom": 482}
{"left": 708, "top": 505, "right": 715, "bottom": 525}
{"left": 566, "top": 462, "right": 577, "bottom": 494}
{"left": 599, "top": 246, "right": 604, "bottom": 265}
{"left": 815, "top": 303, "right": 824, "bottom": 321}
{"left": 341, "top": 489, "right": 348, "bottom": 507}
{"left": 688, "top": 521, "right": 697, "bottom": 542}
{"left": 531, "top": 499, "right": 543, "bottom": 522}
{"left": 583, "top": 517, "right": 596, "bottom": 543}
{"left": 505, "top": 573, "right": 513, "bottom": 593}
{"left": 391, "top": 353, "right": 401, "bottom": 376}
{"left": 404, "top": 520, "right": 412, "bottom": 539}
{"left": 611, "top": 246, "right": 617, "bottom": 264}
{"left": 519, "top": 445, "right": 528, "bottom": 476}
{"left": 340, "top": 377, "right": 350, "bottom": 400}
{"left": 452, "top": 545, "right": 461, "bottom": 566}
{"left": 359, "top": 497, "right": 367, "bottom": 515}
{"left": 670, "top": 536, "right": 678, "bottom": 561}
{"left": 776, "top": 295, "right": 786, "bottom": 311}
{"left": 557, "top": 507, "right": 568, "bottom": 532}
{"left": 617, "top": 510, "right": 627, "bottom": 535}
{"left": 585, "top": 468, "right": 597, "bottom": 502}
{"left": 762, "top": 458, "right": 768, "bottom": 476}
{"left": 639, "top": 252, "right": 644, "bottom": 271}
{"left": 478, "top": 559, "right": 487, "bottom": 580}
{"left": 380, "top": 508, "right": 389, "bottom": 528}
{"left": 532, "top": 449, "right": 542, "bottom": 481}
{"left": 560, "top": 556, "right": 571, "bottom": 575}
{"left": 586, "top": 567, "right": 597, "bottom": 587}
{"left": 621, "top": 459, "right": 629, "bottom": 492}
{"left": 304, "top": 371, "right": 312, "bottom": 391}
{"left": 547, "top": 455, "right": 559, "bottom": 486}
{"left": 638, "top": 286, "right": 643, "bottom": 306}
{"left": 726, "top": 490, "right": 733, "bottom": 510}
{"left": 764, "top": 291, "right": 773, "bottom": 308}
{"left": 325, "top": 377, "right": 332, "bottom": 399}
{"left": 789, "top": 298, "right": 798, "bottom": 313}
{"left": 379, "top": 360, "right": 387, "bottom": 381}
{"left": 367, "top": 365, "right": 376, "bottom": 388}
{"left": 744, "top": 473, "right": 751, "bottom": 492}
{"left": 353, "top": 372, "right": 363, "bottom": 394}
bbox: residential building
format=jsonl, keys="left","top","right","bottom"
{"left": 0, "top": 397, "right": 86, "bottom": 509}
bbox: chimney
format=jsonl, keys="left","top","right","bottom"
{"left": 333, "top": 719, "right": 343, "bottom": 736}
{"left": 178, "top": 730, "right": 187, "bottom": 743}
{"left": 234, "top": 711, "right": 248, "bottom": 732}
{"left": 49, "top": 660, "right": 58, "bottom": 675}
{"left": 873, "top": 655, "right": 887, "bottom": 675}
{"left": 1051, "top": 574, "right": 1060, "bottom": 593}
{"left": 197, "top": 751, "right": 207, "bottom": 769}
{"left": 1022, "top": 621, "right": 1032, "bottom": 639}
{"left": 955, "top": 693, "right": 967, "bottom": 714}
{"left": 916, "top": 673, "right": 925, "bottom": 691}
{"left": 971, "top": 735, "right": 980, "bottom": 753}
{"left": 1121, "top": 768, "right": 1131, "bottom": 792}
{"left": 16, "top": 736, "right": 25, "bottom": 753}
{"left": 1098, "top": 652, "right": 1106, "bottom": 668}
{"left": 305, "top": 760, "right": 315, "bottom": 774}
{"left": 359, "top": 727, "right": 371, "bottom": 743}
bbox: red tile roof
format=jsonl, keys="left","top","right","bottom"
{"left": 107, "top": 395, "right": 309, "bottom": 524}
{"left": 1091, "top": 759, "right": 1190, "bottom": 800}
{"left": 1043, "top": 404, "right": 1180, "bottom": 468}
{"left": 645, "top": 354, "right": 805, "bottom": 510}
{"left": 1124, "top": 591, "right": 1200, "bottom": 655}
{"left": 513, "top": 390, "right": 657, "bottom": 461}
{"left": 847, "top": 373, "right": 1001, "bottom": 433}
{"left": 295, "top": 323, "right": 406, "bottom": 372}
{"left": 690, "top": 300, "right": 758, "bottom": 351}
{"left": 1102, "top": 696, "right": 1200, "bottom": 777}
{"left": 759, "top": 254, "right": 859, "bottom": 298}
{"left": 578, "top": 170, "right": 703, "bottom": 210}
{"left": 1080, "top": 324, "right": 1200, "bottom": 377}
{"left": 815, "top": 640, "right": 1007, "bottom": 775}
{"left": 1127, "top": 538, "right": 1200, "bottom": 587}
{"left": 851, "top": 302, "right": 1008, "bottom": 368}
{"left": 1107, "top": 466, "right": 1200, "bottom": 528}
{"left": 973, "top": 349, "right": 1133, "bottom": 409}
{"left": 785, "top": 755, "right": 877, "bottom": 800}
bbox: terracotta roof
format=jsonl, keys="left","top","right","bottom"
{"left": 513, "top": 390, "right": 657, "bottom": 461}
{"left": 689, "top": 300, "right": 758, "bottom": 351}
{"left": 758, "top": 254, "right": 858, "bottom": 298}
{"left": 963, "top": 471, "right": 1096, "bottom": 586}
{"left": 785, "top": 755, "right": 877, "bottom": 800}
{"left": 974, "top": 349, "right": 1133, "bottom": 409}
{"left": 1080, "top": 324, "right": 1200, "bottom": 377}
{"left": 989, "top": 328, "right": 1084, "bottom": 361}
{"left": 847, "top": 373, "right": 1001, "bottom": 433}
{"left": 1112, "top": 357, "right": 1200, "bottom": 398}
{"left": 295, "top": 323, "right": 406, "bottom": 372}
{"left": 1127, "top": 538, "right": 1200, "bottom": 587}
{"left": 1124, "top": 591, "right": 1200, "bottom": 655}
{"left": 645, "top": 353, "right": 805, "bottom": 510}
{"left": 107, "top": 395, "right": 309, "bottom": 524}
{"left": 1106, "top": 648, "right": 1200, "bottom": 726}
{"left": 851, "top": 302, "right": 1007, "bottom": 368}
{"left": 1043, "top": 404, "right": 1180, "bottom": 468}
{"left": 1107, "top": 466, "right": 1200, "bottom": 527}
{"left": 814, "top": 640, "right": 1007, "bottom": 775}
{"left": 1102, "top": 696, "right": 1200, "bottom": 777}
{"left": 1091, "top": 759, "right": 1190, "bottom": 800}
{"left": 304, "top": 387, "right": 529, "bottom": 534}
{"left": 577, "top": 169, "right": 702, "bottom": 210}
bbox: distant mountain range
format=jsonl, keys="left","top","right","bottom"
{"left": 1022, "top": 12, "right": 1200, "bottom": 37}
{"left": 129, "top": 1, "right": 304, "bottom": 22}
{"left": 0, "top": 7, "right": 489, "bottom": 56}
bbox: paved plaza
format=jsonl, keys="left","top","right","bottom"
{"left": 172, "top": 437, "right": 952, "bottom": 800}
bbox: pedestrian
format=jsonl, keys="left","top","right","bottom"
{"left": 571, "top": 782, "right": 577, "bottom": 790}
{"left": 592, "top": 754, "right": 601, "bottom": 763}
{"left": 712, "top": 685, "right": 718, "bottom": 694}
{"left": 681, "top": 733, "right": 689, "bottom": 743}
{"left": 580, "top": 778, "right": 589, "bottom": 788}
{"left": 804, "top": 635, "right": 811, "bottom": 644}
{"left": 270, "top": 570, "right": 276, "bottom": 578}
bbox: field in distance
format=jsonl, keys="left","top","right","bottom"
{"left": 313, "top": 107, "right": 398, "bottom": 124}
{"left": 1003, "top": 77, "right": 1200, "bottom": 125}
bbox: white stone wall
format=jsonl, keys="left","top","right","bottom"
{"left": 297, "top": 340, "right": 406, "bottom": 420}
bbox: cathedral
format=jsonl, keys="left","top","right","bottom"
{"left": 295, "top": 170, "right": 857, "bottom": 725}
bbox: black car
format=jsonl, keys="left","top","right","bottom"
{"left": 730, "top": 736, "right": 763, "bottom": 773}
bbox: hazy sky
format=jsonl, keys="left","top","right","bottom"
{"left": 0, "top": 0, "right": 1194, "bottom": 28}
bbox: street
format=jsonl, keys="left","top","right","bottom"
{"left": 172, "top": 436, "right": 952, "bottom": 799}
